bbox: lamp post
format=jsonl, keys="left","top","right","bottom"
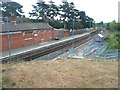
{"left": 0, "top": 17, "right": 11, "bottom": 62}
{"left": 72, "top": 10, "right": 75, "bottom": 49}
{"left": 71, "top": 11, "right": 82, "bottom": 49}
{"left": 72, "top": 19, "right": 75, "bottom": 48}
{"left": 5, "top": 17, "right": 11, "bottom": 62}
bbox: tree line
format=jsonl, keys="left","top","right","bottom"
{"left": 103, "top": 21, "right": 120, "bottom": 50}
{"left": 1, "top": 0, "right": 94, "bottom": 29}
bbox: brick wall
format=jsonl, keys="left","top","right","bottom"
{"left": 0, "top": 29, "right": 70, "bottom": 52}
{"left": 53, "top": 30, "right": 59, "bottom": 38}
{"left": 1, "top": 33, "right": 25, "bottom": 51}
{"left": 64, "top": 31, "right": 69, "bottom": 37}
{"left": 0, "top": 35, "right": 8, "bottom": 51}
{"left": 0, "top": 29, "right": 59, "bottom": 52}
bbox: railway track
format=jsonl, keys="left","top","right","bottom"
{"left": 2, "top": 29, "right": 101, "bottom": 63}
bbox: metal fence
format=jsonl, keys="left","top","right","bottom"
{"left": 96, "top": 49, "right": 120, "bottom": 60}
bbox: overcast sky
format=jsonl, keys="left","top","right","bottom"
{"left": 12, "top": 0, "right": 119, "bottom": 23}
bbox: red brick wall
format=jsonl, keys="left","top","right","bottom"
{"left": 46, "top": 30, "right": 53, "bottom": 41}
{"left": 23, "top": 32, "right": 33, "bottom": 46}
{"left": 47, "top": 30, "right": 52, "bottom": 41}
{"left": 53, "top": 30, "right": 59, "bottom": 38}
{"left": 0, "top": 30, "right": 71, "bottom": 52}
{"left": 10, "top": 33, "right": 24, "bottom": 49}
{"left": 0, "top": 33, "right": 24, "bottom": 51}
{"left": 0, "top": 35, "right": 8, "bottom": 51}
{"left": 64, "top": 31, "right": 69, "bottom": 37}
{"left": 0, "top": 29, "right": 60, "bottom": 52}
{"left": 40, "top": 30, "right": 45, "bottom": 42}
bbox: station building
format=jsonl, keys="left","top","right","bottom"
{"left": 0, "top": 17, "right": 86, "bottom": 52}
{"left": 0, "top": 22, "right": 71, "bottom": 52}
{"left": 0, "top": 22, "right": 60, "bottom": 52}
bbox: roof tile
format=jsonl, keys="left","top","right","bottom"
{"left": 1, "top": 23, "right": 53, "bottom": 32}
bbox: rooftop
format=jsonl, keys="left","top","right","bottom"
{"left": 1, "top": 23, "right": 53, "bottom": 32}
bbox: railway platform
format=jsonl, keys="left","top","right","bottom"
{"left": 0, "top": 33, "right": 90, "bottom": 60}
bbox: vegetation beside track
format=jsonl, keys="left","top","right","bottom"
{"left": 104, "top": 21, "right": 120, "bottom": 50}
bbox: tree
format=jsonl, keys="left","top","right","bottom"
{"left": 29, "top": 0, "right": 49, "bottom": 20}
{"left": 59, "top": 1, "right": 75, "bottom": 21}
{"left": 86, "top": 16, "right": 94, "bottom": 28}
{"left": 2, "top": 2, "right": 24, "bottom": 17}
{"left": 59, "top": 1, "right": 76, "bottom": 29}
{"left": 118, "top": 23, "right": 120, "bottom": 31}
{"left": 47, "top": 0, "right": 59, "bottom": 19}
{"left": 79, "top": 11, "right": 87, "bottom": 28}
{"left": 96, "top": 21, "right": 105, "bottom": 27}
{"left": 49, "top": 20, "right": 64, "bottom": 29}
{"left": 108, "top": 20, "right": 118, "bottom": 31}
{"left": 104, "top": 20, "right": 119, "bottom": 50}
{"left": 28, "top": 0, "right": 94, "bottom": 29}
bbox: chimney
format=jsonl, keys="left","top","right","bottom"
{"left": 11, "top": 17, "right": 17, "bottom": 25}
{"left": 43, "top": 18, "right": 49, "bottom": 23}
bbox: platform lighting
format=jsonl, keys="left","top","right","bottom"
{"left": 71, "top": 9, "right": 82, "bottom": 49}
{"left": 72, "top": 10, "right": 75, "bottom": 49}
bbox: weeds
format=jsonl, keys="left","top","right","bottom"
{"left": 2, "top": 75, "right": 17, "bottom": 87}
{"left": 2, "top": 75, "right": 10, "bottom": 88}
{"left": 11, "top": 82, "right": 16, "bottom": 86}
{"left": 104, "top": 31, "right": 119, "bottom": 50}
{"left": 2, "top": 75, "right": 10, "bottom": 83}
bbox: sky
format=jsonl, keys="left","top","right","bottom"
{"left": 12, "top": 0, "right": 119, "bottom": 23}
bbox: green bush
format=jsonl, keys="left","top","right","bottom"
{"left": 104, "top": 32, "right": 119, "bottom": 50}
{"left": 49, "top": 21, "right": 64, "bottom": 29}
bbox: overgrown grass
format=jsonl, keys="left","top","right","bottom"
{"left": 11, "top": 82, "right": 16, "bottom": 86}
{"left": 2, "top": 59, "right": 118, "bottom": 88}
{"left": 2, "top": 75, "right": 10, "bottom": 88}
{"left": 2, "top": 75, "right": 16, "bottom": 88}
{"left": 104, "top": 31, "right": 119, "bottom": 50}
